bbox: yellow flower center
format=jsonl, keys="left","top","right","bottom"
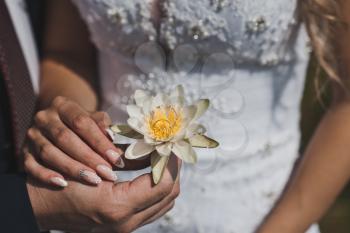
{"left": 147, "top": 106, "right": 182, "bottom": 141}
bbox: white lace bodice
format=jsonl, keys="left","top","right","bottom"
{"left": 72, "top": 1, "right": 319, "bottom": 232}
{"left": 74, "top": 0, "right": 300, "bottom": 66}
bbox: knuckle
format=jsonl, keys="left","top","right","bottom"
{"left": 168, "top": 201, "right": 175, "bottom": 211}
{"left": 23, "top": 162, "right": 30, "bottom": 173}
{"left": 22, "top": 147, "right": 28, "bottom": 156}
{"left": 26, "top": 127, "right": 36, "bottom": 139}
{"left": 94, "top": 111, "right": 112, "bottom": 128}
{"left": 100, "top": 111, "right": 111, "bottom": 122}
{"left": 158, "top": 182, "right": 174, "bottom": 197}
{"left": 39, "top": 144, "right": 54, "bottom": 160}
{"left": 95, "top": 206, "right": 127, "bottom": 224}
{"left": 34, "top": 111, "right": 47, "bottom": 125}
{"left": 171, "top": 185, "right": 180, "bottom": 199}
{"left": 58, "top": 163, "right": 72, "bottom": 176}
{"left": 96, "top": 116, "right": 106, "bottom": 126}
{"left": 23, "top": 154, "right": 32, "bottom": 172}
{"left": 54, "top": 127, "right": 71, "bottom": 144}
{"left": 92, "top": 137, "right": 104, "bottom": 148}
{"left": 23, "top": 151, "right": 30, "bottom": 160}
{"left": 72, "top": 114, "right": 92, "bottom": 131}
{"left": 96, "top": 121, "right": 105, "bottom": 130}
{"left": 52, "top": 96, "right": 67, "bottom": 108}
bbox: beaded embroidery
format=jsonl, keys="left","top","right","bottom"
{"left": 73, "top": 0, "right": 300, "bottom": 66}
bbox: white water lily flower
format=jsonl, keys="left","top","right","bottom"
{"left": 109, "top": 85, "right": 219, "bottom": 184}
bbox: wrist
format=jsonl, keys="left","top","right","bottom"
{"left": 26, "top": 178, "right": 56, "bottom": 231}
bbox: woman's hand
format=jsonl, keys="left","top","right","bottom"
{"left": 24, "top": 96, "right": 126, "bottom": 187}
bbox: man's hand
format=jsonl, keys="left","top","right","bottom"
{"left": 27, "top": 154, "right": 181, "bottom": 233}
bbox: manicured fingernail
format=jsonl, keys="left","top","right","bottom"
{"left": 96, "top": 165, "right": 118, "bottom": 182}
{"left": 115, "top": 156, "right": 125, "bottom": 168}
{"left": 50, "top": 177, "right": 68, "bottom": 187}
{"left": 79, "top": 170, "right": 102, "bottom": 185}
{"left": 106, "top": 149, "right": 124, "bottom": 168}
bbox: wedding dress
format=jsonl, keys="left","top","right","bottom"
{"left": 72, "top": 0, "right": 319, "bottom": 232}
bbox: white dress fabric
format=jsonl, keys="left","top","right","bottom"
{"left": 72, "top": 0, "right": 319, "bottom": 232}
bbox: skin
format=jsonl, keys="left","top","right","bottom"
{"left": 257, "top": 1, "right": 350, "bottom": 232}
{"left": 24, "top": 0, "right": 149, "bottom": 185}
{"left": 24, "top": 0, "right": 181, "bottom": 232}
{"left": 28, "top": 155, "right": 181, "bottom": 232}
{"left": 24, "top": 0, "right": 350, "bottom": 232}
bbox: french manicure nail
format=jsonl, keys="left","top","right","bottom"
{"left": 79, "top": 170, "right": 102, "bottom": 185}
{"left": 96, "top": 165, "right": 118, "bottom": 182}
{"left": 106, "top": 149, "right": 124, "bottom": 167}
{"left": 50, "top": 177, "right": 68, "bottom": 187}
{"left": 115, "top": 156, "right": 125, "bottom": 168}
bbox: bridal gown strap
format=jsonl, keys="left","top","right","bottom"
{"left": 72, "top": 0, "right": 319, "bottom": 232}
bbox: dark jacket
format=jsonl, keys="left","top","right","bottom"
{"left": 0, "top": 1, "right": 46, "bottom": 232}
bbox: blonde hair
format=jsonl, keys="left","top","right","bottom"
{"left": 300, "top": 0, "right": 347, "bottom": 93}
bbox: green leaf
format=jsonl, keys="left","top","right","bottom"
{"left": 188, "top": 134, "right": 219, "bottom": 148}
{"left": 151, "top": 151, "right": 170, "bottom": 184}
{"left": 109, "top": 124, "right": 144, "bottom": 139}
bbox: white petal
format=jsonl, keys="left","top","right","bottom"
{"left": 182, "top": 105, "right": 197, "bottom": 123}
{"left": 145, "top": 135, "right": 162, "bottom": 145}
{"left": 142, "top": 98, "right": 153, "bottom": 115}
{"left": 193, "top": 99, "right": 209, "bottom": 120}
{"left": 125, "top": 141, "right": 155, "bottom": 159}
{"left": 171, "top": 85, "right": 184, "bottom": 98}
{"left": 185, "top": 123, "right": 207, "bottom": 139}
{"left": 171, "top": 126, "right": 186, "bottom": 142}
{"left": 156, "top": 142, "right": 173, "bottom": 157}
{"left": 126, "top": 105, "right": 143, "bottom": 118}
{"left": 106, "top": 128, "right": 117, "bottom": 143}
{"left": 151, "top": 93, "right": 169, "bottom": 109}
{"left": 172, "top": 140, "right": 197, "bottom": 164}
{"left": 188, "top": 134, "right": 219, "bottom": 148}
{"left": 170, "top": 85, "right": 185, "bottom": 106}
{"left": 134, "top": 90, "right": 150, "bottom": 107}
{"left": 151, "top": 151, "right": 170, "bottom": 184}
{"left": 127, "top": 118, "right": 146, "bottom": 135}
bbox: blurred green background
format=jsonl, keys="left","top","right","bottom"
{"left": 301, "top": 56, "right": 350, "bottom": 233}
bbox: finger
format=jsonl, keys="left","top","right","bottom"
{"left": 89, "top": 112, "right": 150, "bottom": 172}
{"left": 53, "top": 97, "right": 125, "bottom": 167}
{"left": 119, "top": 176, "right": 180, "bottom": 232}
{"left": 118, "top": 201, "right": 175, "bottom": 233}
{"left": 90, "top": 111, "right": 112, "bottom": 133}
{"left": 136, "top": 177, "right": 180, "bottom": 226}
{"left": 23, "top": 151, "right": 68, "bottom": 188}
{"left": 115, "top": 154, "right": 181, "bottom": 212}
{"left": 107, "top": 157, "right": 180, "bottom": 233}
{"left": 35, "top": 114, "right": 118, "bottom": 182}
{"left": 139, "top": 166, "right": 180, "bottom": 225}
{"left": 141, "top": 201, "right": 175, "bottom": 226}
{"left": 27, "top": 127, "right": 103, "bottom": 185}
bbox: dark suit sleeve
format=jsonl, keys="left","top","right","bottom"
{"left": 0, "top": 47, "right": 40, "bottom": 232}
{"left": 0, "top": 174, "right": 40, "bottom": 233}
